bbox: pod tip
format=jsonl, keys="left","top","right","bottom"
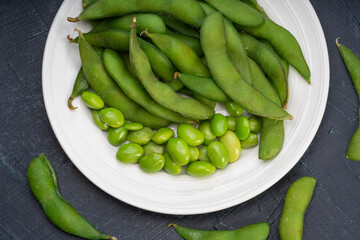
{"left": 67, "top": 17, "right": 79, "bottom": 22}
{"left": 67, "top": 35, "right": 73, "bottom": 42}
{"left": 68, "top": 97, "right": 77, "bottom": 110}
{"left": 168, "top": 223, "right": 175, "bottom": 227}
{"left": 131, "top": 17, "right": 137, "bottom": 29}
{"left": 173, "top": 72, "right": 179, "bottom": 80}
{"left": 336, "top": 37, "right": 342, "bottom": 47}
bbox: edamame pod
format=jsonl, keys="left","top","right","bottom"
{"left": 103, "top": 49, "right": 192, "bottom": 124}
{"left": 204, "top": 0, "right": 264, "bottom": 27}
{"left": 165, "top": 28, "right": 203, "bottom": 56}
{"left": 193, "top": 93, "right": 217, "bottom": 109}
{"left": 279, "top": 177, "right": 316, "bottom": 240}
{"left": 27, "top": 154, "right": 116, "bottom": 239}
{"left": 161, "top": 15, "right": 200, "bottom": 38}
{"left": 129, "top": 19, "right": 214, "bottom": 120}
{"left": 77, "top": 30, "right": 170, "bottom": 129}
{"left": 336, "top": 39, "right": 360, "bottom": 161}
{"left": 170, "top": 222, "right": 269, "bottom": 239}
{"left": 200, "top": 13, "right": 292, "bottom": 120}
{"left": 175, "top": 72, "right": 230, "bottom": 102}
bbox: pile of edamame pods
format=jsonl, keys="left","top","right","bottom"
{"left": 67, "top": 0, "right": 312, "bottom": 177}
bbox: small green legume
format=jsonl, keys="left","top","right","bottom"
{"left": 152, "top": 128, "right": 174, "bottom": 145}
{"left": 226, "top": 116, "right": 236, "bottom": 131}
{"left": 198, "top": 121, "right": 216, "bottom": 145}
{"left": 143, "top": 142, "right": 165, "bottom": 155}
{"left": 241, "top": 132, "right": 258, "bottom": 149}
{"left": 249, "top": 116, "right": 262, "bottom": 133}
{"left": 177, "top": 123, "right": 205, "bottom": 147}
{"left": 124, "top": 122, "right": 143, "bottom": 131}
{"left": 189, "top": 146, "right": 200, "bottom": 163}
{"left": 167, "top": 138, "right": 191, "bottom": 166}
{"left": 219, "top": 131, "right": 241, "bottom": 163}
{"left": 236, "top": 116, "right": 250, "bottom": 140}
{"left": 100, "top": 107, "right": 124, "bottom": 128}
{"left": 186, "top": 161, "right": 216, "bottom": 177}
{"left": 163, "top": 152, "right": 182, "bottom": 175}
{"left": 81, "top": 91, "right": 104, "bottom": 109}
{"left": 139, "top": 153, "right": 165, "bottom": 173}
{"left": 207, "top": 141, "right": 229, "bottom": 169}
{"left": 210, "top": 113, "right": 228, "bottom": 137}
{"left": 92, "top": 110, "right": 109, "bottom": 130}
{"left": 116, "top": 143, "right": 144, "bottom": 164}
{"left": 199, "top": 146, "right": 210, "bottom": 162}
{"left": 225, "top": 102, "right": 244, "bottom": 116}
{"left": 107, "top": 126, "right": 128, "bottom": 146}
{"left": 127, "top": 127, "right": 154, "bottom": 145}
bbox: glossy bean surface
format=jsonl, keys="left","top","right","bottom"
{"left": 189, "top": 146, "right": 200, "bottom": 163}
{"left": 210, "top": 113, "right": 228, "bottom": 137}
{"left": 199, "top": 146, "right": 210, "bottom": 162}
{"left": 249, "top": 116, "right": 262, "bottom": 133}
{"left": 139, "top": 153, "right": 165, "bottom": 173}
{"left": 124, "top": 122, "right": 143, "bottom": 131}
{"left": 127, "top": 127, "right": 154, "bottom": 145}
{"left": 236, "top": 116, "right": 250, "bottom": 140}
{"left": 186, "top": 161, "right": 216, "bottom": 177}
{"left": 152, "top": 128, "right": 174, "bottom": 145}
{"left": 108, "top": 126, "right": 128, "bottom": 145}
{"left": 226, "top": 116, "right": 236, "bottom": 131}
{"left": 240, "top": 132, "right": 258, "bottom": 149}
{"left": 177, "top": 123, "right": 205, "bottom": 146}
{"left": 163, "top": 152, "right": 182, "bottom": 175}
{"left": 219, "top": 131, "right": 241, "bottom": 163}
{"left": 198, "top": 121, "right": 216, "bottom": 145}
{"left": 92, "top": 110, "right": 109, "bottom": 130}
{"left": 81, "top": 91, "right": 104, "bottom": 109}
{"left": 100, "top": 108, "right": 124, "bottom": 128}
{"left": 116, "top": 143, "right": 144, "bottom": 163}
{"left": 224, "top": 102, "right": 243, "bottom": 116}
{"left": 167, "top": 138, "right": 191, "bottom": 166}
{"left": 207, "top": 141, "right": 229, "bottom": 169}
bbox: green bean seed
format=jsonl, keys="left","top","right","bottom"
{"left": 224, "top": 102, "right": 244, "bottom": 116}
{"left": 198, "top": 121, "right": 216, "bottom": 145}
{"left": 210, "top": 113, "right": 228, "bottom": 137}
{"left": 108, "top": 126, "right": 128, "bottom": 146}
{"left": 152, "top": 128, "right": 174, "bottom": 145}
{"left": 139, "top": 153, "right": 165, "bottom": 173}
{"left": 92, "top": 110, "right": 109, "bottom": 130}
{"left": 226, "top": 116, "right": 236, "bottom": 131}
{"left": 81, "top": 91, "right": 104, "bottom": 109}
{"left": 279, "top": 177, "right": 316, "bottom": 240}
{"left": 99, "top": 107, "right": 124, "bottom": 128}
{"left": 124, "top": 122, "right": 143, "bottom": 131}
{"left": 127, "top": 127, "right": 154, "bottom": 145}
{"left": 189, "top": 146, "right": 200, "bottom": 163}
{"left": 199, "top": 146, "right": 210, "bottom": 162}
{"left": 116, "top": 143, "right": 144, "bottom": 163}
{"left": 236, "top": 116, "right": 250, "bottom": 140}
{"left": 207, "top": 141, "right": 229, "bottom": 169}
{"left": 143, "top": 142, "right": 165, "bottom": 155}
{"left": 186, "top": 161, "right": 216, "bottom": 177}
{"left": 167, "top": 138, "right": 191, "bottom": 166}
{"left": 177, "top": 123, "right": 205, "bottom": 147}
{"left": 163, "top": 152, "right": 182, "bottom": 175}
{"left": 219, "top": 131, "right": 241, "bottom": 163}
{"left": 241, "top": 132, "right": 258, "bottom": 149}
{"left": 249, "top": 116, "right": 262, "bottom": 133}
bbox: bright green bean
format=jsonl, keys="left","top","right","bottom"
{"left": 210, "top": 113, "right": 228, "bottom": 137}
{"left": 124, "top": 122, "right": 143, "bottom": 131}
{"left": 189, "top": 146, "right": 200, "bottom": 163}
{"left": 139, "top": 153, "right": 165, "bottom": 173}
{"left": 219, "top": 131, "right": 241, "bottom": 163}
{"left": 186, "top": 161, "right": 216, "bottom": 177}
{"left": 163, "top": 152, "right": 182, "bottom": 175}
{"left": 249, "top": 116, "right": 262, "bottom": 133}
{"left": 143, "top": 142, "right": 165, "bottom": 155}
{"left": 177, "top": 123, "right": 205, "bottom": 147}
{"left": 27, "top": 154, "right": 116, "bottom": 239}
{"left": 207, "top": 141, "right": 229, "bottom": 169}
{"left": 152, "top": 128, "right": 174, "bottom": 144}
{"left": 81, "top": 91, "right": 104, "bottom": 109}
{"left": 279, "top": 177, "right": 316, "bottom": 240}
{"left": 224, "top": 102, "right": 244, "bottom": 116}
{"left": 99, "top": 108, "right": 124, "bottom": 128}
{"left": 226, "top": 116, "right": 236, "bottom": 131}
{"left": 240, "top": 132, "right": 258, "bottom": 149}
{"left": 127, "top": 127, "right": 154, "bottom": 145}
{"left": 167, "top": 138, "right": 191, "bottom": 166}
{"left": 92, "top": 110, "right": 109, "bottom": 131}
{"left": 108, "top": 126, "right": 128, "bottom": 146}
{"left": 199, "top": 146, "right": 210, "bottom": 162}
{"left": 198, "top": 121, "right": 216, "bottom": 145}
{"left": 116, "top": 143, "right": 144, "bottom": 163}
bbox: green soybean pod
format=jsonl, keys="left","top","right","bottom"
{"left": 116, "top": 143, "right": 144, "bottom": 163}
{"left": 27, "top": 154, "right": 116, "bottom": 239}
{"left": 210, "top": 113, "right": 228, "bottom": 137}
{"left": 77, "top": 30, "right": 170, "bottom": 129}
{"left": 100, "top": 108, "right": 125, "bottom": 128}
{"left": 152, "top": 128, "right": 174, "bottom": 144}
{"left": 177, "top": 123, "right": 205, "bottom": 147}
{"left": 249, "top": 116, "right": 262, "bottom": 133}
{"left": 236, "top": 116, "right": 250, "bottom": 141}
{"left": 139, "top": 153, "right": 165, "bottom": 173}
{"left": 240, "top": 0, "right": 263, "bottom": 12}
{"left": 224, "top": 102, "right": 244, "bottom": 116}
{"left": 219, "top": 131, "right": 241, "bottom": 163}
{"left": 161, "top": 15, "right": 200, "bottom": 38}
{"left": 124, "top": 122, "right": 143, "bottom": 131}
{"left": 186, "top": 161, "right": 216, "bottom": 177}
{"left": 143, "top": 142, "right": 165, "bottom": 155}
{"left": 189, "top": 146, "right": 200, "bottom": 163}
{"left": 165, "top": 77, "right": 184, "bottom": 91}
{"left": 241, "top": 132, "right": 258, "bottom": 149}
{"left": 163, "top": 152, "right": 182, "bottom": 175}
{"left": 127, "top": 127, "right": 154, "bottom": 145}
{"left": 199, "top": 146, "right": 210, "bottom": 162}
{"left": 81, "top": 91, "right": 104, "bottom": 109}
{"left": 200, "top": 13, "right": 292, "bottom": 120}
{"left": 279, "top": 177, "right": 316, "bottom": 240}
{"left": 204, "top": 0, "right": 264, "bottom": 27}
{"left": 165, "top": 29, "right": 203, "bottom": 56}
{"left": 207, "top": 141, "right": 229, "bottom": 169}
{"left": 171, "top": 222, "right": 269, "bottom": 240}
{"left": 169, "top": 0, "right": 206, "bottom": 28}
{"left": 193, "top": 93, "right": 217, "bottom": 109}
{"left": 198, "top": 121, "right": 216, "bottom": 145}
{"left": 108, "top": 126, "right": 128, "bottom": 146}
{"left": 68, "top": 68, "right": 89, "bottom": 110}
{"left": 226, "top": 116, "right": 236, "bottom": 131}
{"left": 336, "top": 39, "right": 360, "bottom": 161}
{"left": 92, "top": 110, "right": 109, "bottom": 130}
{"left": 91, "top": 13, "right": 167, "bottom": 34}
{"left": 175, "top": 72, "right": 230, "bottom": 102}
{"left": 167, "top": 138, "right": 191, "bottom": 166}
{"left": 129, "top": 20, "right": 215, "bottom": 120}
{"left": 261, "top": 39, "right": 290, "bottom": 79}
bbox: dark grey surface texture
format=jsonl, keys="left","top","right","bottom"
{"left": 1, "top": 0, "right": 360, "bottom": 239}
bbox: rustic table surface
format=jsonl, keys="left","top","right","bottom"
{"left": 1, "top": 0, "right": 360, "bottom": 239}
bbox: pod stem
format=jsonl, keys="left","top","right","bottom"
{"left": 173, "top": 72, "right": 179, "bottom": 80}
{"left": 168, "top": 223, "right": 176, "bottom": 227}
{"left": 131, "top": 17, "right": 137, "bottom": 29}
{"left": 68, "top": 97, "right": 77, "bottom": 110}
{"left": 67, "top": 17, "right": 79, "bottom": 22}
{"left": 336, "top": 37, "right": 341, "bottom": 47}
{"left": 67, "top": 35, "right": 74, "bottom": 42}
{"left": 108, "top": 236, "right": 117, "bottom": 240}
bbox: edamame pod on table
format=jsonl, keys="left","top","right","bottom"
{"left": 336, "top": 39, "right": 360, "bottom": 161}
{"left": 77, "top": 29, "right": 170, "bottom": 129}
{"left": 129, "top": 19, "right": 214, "bottom": 120}
{"left": 103, "top": 49, "right": 193, "bottom": 124}
{"left": 279, "top": 177, "right": 316, "bottom": 240}
{"left": 200, "top": 13, "right": 292, "bottom": 120}
{"left": 27, "top": 154, "right": 116, "bottom": 240}
{"left": 170, "top": 222, "right": 269, "bottom": 240}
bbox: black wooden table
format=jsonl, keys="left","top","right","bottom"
{"left": 1, "top": 0, "right": 360, "bottom": 239}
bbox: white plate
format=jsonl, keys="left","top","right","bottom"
{"left": 42, "top": 0, "right": 329, "bottom": 215}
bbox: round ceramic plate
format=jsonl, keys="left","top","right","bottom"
{"left": 42, "top": 0, "right": 329, "bottom": 215}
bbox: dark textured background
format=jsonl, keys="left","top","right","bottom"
{"left": 1, "top": 0, "right": 360, "bottom": 239}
